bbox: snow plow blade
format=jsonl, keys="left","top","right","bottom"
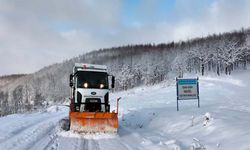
{"left": 69, "top": 112, "right": 118, "bottom": 133}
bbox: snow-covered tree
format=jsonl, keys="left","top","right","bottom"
{"left": 171, "top": 52, "right": 188, "bottom": 78}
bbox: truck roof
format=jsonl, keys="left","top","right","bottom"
{"left": 73, "top": 63, "right": 107, "bottom": 73}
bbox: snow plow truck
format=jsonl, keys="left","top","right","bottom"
{"left": 69, "top": 63, "right": 118, "bottom": 133}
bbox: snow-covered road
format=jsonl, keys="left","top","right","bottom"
{"left": 1, "top": 70, "right": 250, "bottom": 150}
{"left": 0, "top": 107, "right": 66, "bottom": 150}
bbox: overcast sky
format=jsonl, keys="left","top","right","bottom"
{"left": 1, "top": 0, "right": 250, "bottom": 75}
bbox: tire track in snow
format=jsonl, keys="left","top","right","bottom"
{"left": 82, "top": 139, "right": 100, "bottom": 150}
{"left": 73, "top": 137, "right": 80, "bottom": 150}
{"left": 72, "top": 136, "right": 100, "bottom": 150}
{"left": 44, "top": 134, "right": 59, "bottom": 150}
{"left": 32, "top": 128, "right": 59, "bottom": 150}
{"left": 0, "top": 113, "right": 54, "bottom": 144}
{"left": 81, "top": 138, "right": 88, "bottom": 150}
{"left": 112, "top": 139, "right": 134, "bottom": 150}
{"left": 0, "top": 112, "right": 65, "bottom": 150}
{"left": 95, "top": 137, "right": 134, "bottom": 150}
{"left": 91, "top": 139, "right": 100, "bottom": 150}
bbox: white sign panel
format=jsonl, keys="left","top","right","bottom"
{"left": 177, "top": 78, "right": 198, "bottom": 100}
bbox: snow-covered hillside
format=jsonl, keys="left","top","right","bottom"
{"left": 1, "top": 29, "right": 250, "bottom": 116}
{"left": 1, "top": 70, "right": 250, "bottom": 150}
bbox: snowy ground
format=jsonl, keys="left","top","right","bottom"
{"left": 1, "top": 70, "right": 250, "bottom": 150}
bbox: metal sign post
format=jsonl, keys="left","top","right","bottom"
{"left": 176, "top": 77, "right": 200, "bottom": 111}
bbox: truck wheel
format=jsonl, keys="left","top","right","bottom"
{"left": 59, "top": 117, "right": 70, "bottom": 131}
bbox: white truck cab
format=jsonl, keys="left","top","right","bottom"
{"left": 69, "top": 63, "right": 115, "bottom": 112}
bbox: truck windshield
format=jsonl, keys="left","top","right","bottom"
{"left": 76, "top": 71, "right": 108, "bottom": 89}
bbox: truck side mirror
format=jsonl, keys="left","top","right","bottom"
{"left": 69, "top": 74, "right": 73, "bottom": 87}
{"left": 111, "top": 76, "right": 115, "bottom": 88}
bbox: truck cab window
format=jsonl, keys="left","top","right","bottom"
{"left": 76, "top": 71, "right": 108, "bottom": 89}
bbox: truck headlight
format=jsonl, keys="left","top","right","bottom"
{"left": 83, "top": 83, "right": 88, "bottom": 88}
{"left": 100, "top": 84, "right": 104, "bottom": 88}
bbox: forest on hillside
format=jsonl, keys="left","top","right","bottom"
{"left": 0, "top": 28, "right": 250, "bottom": 116}
{"left": 83, "top": 29, "right": 250, "bottom": 90}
